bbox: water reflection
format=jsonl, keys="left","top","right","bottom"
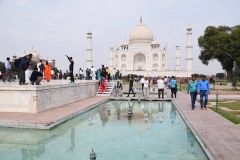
{"left": 158, "top": 103, "right": 165, "bottom": 123}
{"left": 0, "top": 101, "right": 207, "bottom": 160}
{"left": 187, "top": 127, "right": 196, "bottom": 147}
{"left": 21, "top": 147, "right": 45, "bottom": 160}
{"left": 68, "top": 128, "right": 75, "bottom": 152}
{"left": 99, "top": 106, "right": 108, "bottom": 127}
{"left": 170, "top": 103, "right": 177, "bottom": 124}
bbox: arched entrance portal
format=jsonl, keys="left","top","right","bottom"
{"left": 121, "top": 64, "right": 127, "bottom": 71}
{"left": 133, "top": 53, "right": 146, "bottom": 71}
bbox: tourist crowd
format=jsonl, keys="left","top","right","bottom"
{"left": 1, "top": 55, "right": 210, "bottom": 111}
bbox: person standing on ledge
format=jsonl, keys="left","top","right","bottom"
{"left": 3, "top": 57, "right": 11, "bottom": 83}
{"left": 44, "top": 61, "right": 51, "bottom": 82}
{"left": 197, "top": 75, "right": 210, "bottom": 110}
{"left": 126, "top": 77, "right": 135, "bottom": 97}
{"left": 170, "top": 76, "right": 177, "bottom": 98}
{"left": 187, "top": 76, "right": 198, "bottom": 110}
{"left": 18, "top": 53, "right": 32, "bottom": 85}
{"left": 65, "top": 55, "right": 74, "bottom": 83}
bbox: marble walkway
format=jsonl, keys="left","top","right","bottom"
{"left": 169, "top": 90, "right": 240, "bottom": 160}
{"left": 0, "top": 96, "right": 108, "bottom": 129}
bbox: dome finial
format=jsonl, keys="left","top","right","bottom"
{"left": 140, "top": 16, "right": 142, "bottom": 23}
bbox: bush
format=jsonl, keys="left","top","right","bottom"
{"left": 191, "top": 73, "right": 199, "bottom": 78}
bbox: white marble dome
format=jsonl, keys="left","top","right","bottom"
{"left": 27, "top": 48, "right": 40, "bottom": 62}
{"left": 129, "top": 23, "right": 154, "bottom": 44}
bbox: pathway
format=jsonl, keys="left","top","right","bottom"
{"left": 168, "top": 90, "right": 240, "bottom": 160}
{"left": 0, "top": 96, "right": 108, "bottom": 129}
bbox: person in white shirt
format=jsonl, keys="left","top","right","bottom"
{"left": 164, "top": 77, "right": 168, "bottom": 87}
{"left": 91, "top": 66, "right": 96, "bottom": 80}
{"left": 140, "top": 77, "right": 145, "bottom": 91}
{"left": 37, "top": 60, "right": 44, "bottom": 81}
{"left": 143, "top": 77, "right": 149, "bottom": 98}
{"left": 3, "top": 57, "right": 12, "bottom": 82}
{"left": 79, "top": 68, "right": 83, "bottom": 80}
{"left": 157, "top": 77, "right": 165, "bottom": 98}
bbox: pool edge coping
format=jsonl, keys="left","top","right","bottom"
{"left": 171, "top": 99, "right": 217, "bottom": 160}
{"left": 0, "top": 98, "right": 110, "bottom": 130}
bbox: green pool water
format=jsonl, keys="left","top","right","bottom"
{"left": 0, "top": 101, "right": 208, "bottom": 160}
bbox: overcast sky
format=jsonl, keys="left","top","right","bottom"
{"left": 0, "top": 0, "right": 239, "bottom": 75}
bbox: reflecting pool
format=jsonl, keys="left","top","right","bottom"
{"left": 0, "top": 101, "right": 208, "bottom": 160}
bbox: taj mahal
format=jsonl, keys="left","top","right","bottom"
{"left": 86, "top": 19, "right": 194, "bottom": 77}
{"left": 107, "top": 19, "right": 194, "bottom": 77}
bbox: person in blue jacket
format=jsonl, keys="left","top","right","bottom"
{"left": 197, "top": 75, "right": 210, "bottom": 110}
{"left": 187, "top": 76, "right": 198, "bottom": 110}
{"left": 170, "top": 76, "right": 177, "bottom": 98}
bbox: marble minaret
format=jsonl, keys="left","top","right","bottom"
{"left": 186, "top": 25, "right": 193, "bottom": 71}
{"left": 109, "top": 46, "right": 114, "bottom": 70}
{"left": 87, "top": 30, "right": 93, "bottom": 69}
{"left": 175, "top": 43, "right": 180, "bottom": 71}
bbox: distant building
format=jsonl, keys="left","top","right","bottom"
{"left": 12, "top": 47, "right": 56, "bottom": 68}
{"left": 108, "top": 18, "right": 194, "bottom": 77}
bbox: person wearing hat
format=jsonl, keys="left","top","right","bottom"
{"left": 30, "top": 67, "right": 43, "bottom": 85}
{"left": 65, "top": 55, "right": 74, "bottom": 83}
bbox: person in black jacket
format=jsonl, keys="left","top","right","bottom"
{"left": 18, "top": 54, "right": 32, "bottom": 85}
{"left": 65, "top": 55, "right": 74, "bottom": 83}
{"left": 30, "top": 68, "right": 43, "bottom": 85}
{"left": 126, "top": 77, "right": 135, "bottom": 97}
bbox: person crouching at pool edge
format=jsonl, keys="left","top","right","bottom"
{"left": 30, "top": 67, "right": 43, "bottom": 85}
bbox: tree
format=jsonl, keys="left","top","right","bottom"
{"left": 0, "top": 61, "right": 4, "bottom": 73}
{"left": 191, "top": 73, "right": 199, "bottom": 78}
{"left": 234, "top": 65, "right": 240, "bottom": 78}
{"left": 198, "top": 25, "right": 240, "bottom": 83}
{"left": 216, "top": 73, "right": 225, "bottom": 79}
{"left": 52, "top": 67, "right": 59, "bottom": 73}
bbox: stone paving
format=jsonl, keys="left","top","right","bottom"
{"left": 0, "top": 96, "right": 108, "bottom": 129}
{"left": 168, "top": 89, "right": 240, "bottom": 160}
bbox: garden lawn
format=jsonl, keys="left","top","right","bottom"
{"left": 218, "top": 101, "right": 240, "bottom": 110}
{"left": 208, "top": 107, "right": 240, "bottom": 124}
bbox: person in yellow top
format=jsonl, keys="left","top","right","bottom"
{"left": 106, "top": 67, "right": 111, "bottom": 82}
{"left": 112, "top": 68, "right": 116, "bottom": 80}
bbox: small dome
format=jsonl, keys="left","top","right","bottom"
{"left": 152, "top": 39, "right": 160, "bottom": 45}
{"left": 20, "top": 51, "right": 27, "bottom": 57}
{"left": 129, "top": 22, "right": 154, "bottom": 44}
{"left": 121, "top": 40, "right": 129, "bottom": 46}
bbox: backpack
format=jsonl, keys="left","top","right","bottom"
{"left": 14, "top": 57, "right": 22, "bottom": 68}
{"left": 38, "top": 63, "right": 44, "bottom": 70}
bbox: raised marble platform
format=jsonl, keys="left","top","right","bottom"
{"left": 0, "top": 80, "right": 99, "bottom": 113}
